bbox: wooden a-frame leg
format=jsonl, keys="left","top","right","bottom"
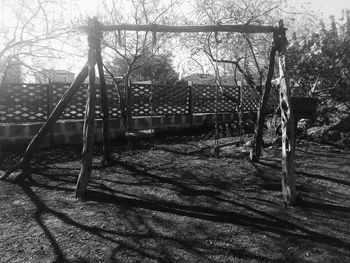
{"left": 279, "top": 54, "right": 296, "bottom": 206}
{"left": 76, "top": 48, "right": 97, "bottom": 198}
{"left": 96, "top": 44, "right": 112, "bottom": 163}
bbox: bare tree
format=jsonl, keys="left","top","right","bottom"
{"left": 0, "top": 0, "right": 77, "bottom": 84}
{"left": 180, "top": 0, "right": 319, "bottom": 89}
{"left": 99, "top": 0, "right": 181, "bottom": 82}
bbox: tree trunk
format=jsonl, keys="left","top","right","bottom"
{"left": 250, "top": 46, "right": 277, "bottom": 162}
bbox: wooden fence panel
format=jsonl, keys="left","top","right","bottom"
{"left": 130, "top": 84, "right": 153, "bottom": 116}
{"left": 152, "top": 84, "right": 189, "bottom": 115}
{"left": 0, "top": 82, "right": 267, "bottom": 123}
{"left": 193, "top": 85, "right": 240, "bottom": 113}
{"left": 242, "top": 86, "right": 260, "bottom": 112}
{"left": 51, "top": 83, "right": 121, "bottom": 120}
{"left": 0, "top": 83, "right": 48, "bottom": 123}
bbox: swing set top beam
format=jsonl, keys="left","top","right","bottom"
{"left": 100, "top": 23, "right": 277, "bottom": 34}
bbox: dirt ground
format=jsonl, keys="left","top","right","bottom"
{"left": 0, "top": 135, "right": 349, "bottom": 263}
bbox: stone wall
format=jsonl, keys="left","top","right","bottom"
{"left": 0, "top": 113, "right": 239, "bottom": 148}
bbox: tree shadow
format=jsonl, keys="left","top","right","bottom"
{"left": 259, "top": 161, "right": 350, "bottom": 187}
{"left": 297, "top": 170, "right": 350, "bottom": 187}
{"left": 12, "top": 177, "right": 288, "bottom": 263}
{"left": 3, "top": 143, "right": 350, "bottom": 262}
{"left": 89, "top": 160, "right": 350, "bottom": 250}
{"left": 85, "top": 188, "right": 350, "bottom": 251}
{"left": 297, "top": 198, "right": 350, "bottom": 213}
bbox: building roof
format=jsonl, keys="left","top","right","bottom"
{"left": 43, "top": 69, "right": 74, "bottom": 75}
{"left": 182, "top": 73, "right": 215, "bottom": 81}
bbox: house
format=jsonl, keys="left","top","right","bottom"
{"left": 182, "top": 73, "right": 216, "bottom": 85}
{"left": 36, "top": 69, "right": 75, "bottom": 84}
{"left": 83, "top": 76, "right": 115, "bottom": 85}
{"left": 181, "top": 73, "right": 237, "bottom": 86}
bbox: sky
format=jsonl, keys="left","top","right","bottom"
{"left": 310, "top": 0, "right": 349, "bottom": 17}
{"left": 1, "top": 0, "right": 350, "bottom": 78}
{"left": 70, "top": 0, "right": 350, "bottom": 76}
{"left": 75, "top": 0, "right": 350, "bottom": 19}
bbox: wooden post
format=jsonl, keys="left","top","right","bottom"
{"left": 238, "top": 85, "right": 243, "bottom": 136}
{"left": 277, "top": 20, "right": 296, "bottom": 206}
{"left": 250, "top": 38, "right": 277, "bottom": 162}
{"left": 76, "top": 19, "right": 98, "bottom": 198}
{"left": 188, "top": 84, "right": 194, "bottom": 126}
{"left": 126, "top": 80, "right": 133, "bottom": 131}
{"left": 1, "top": 65, "right": 88, "bottom": 180}
{"left": 46, "top": 82, "right": 54, "bottom": 119}
{"left": 46, "top": 82, "right": 54, "bottom": 145}
{"left": 96, "top": 37, "right": 112, "bottom": 163}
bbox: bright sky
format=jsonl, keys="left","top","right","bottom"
{"left": 74, "top": 0, "right": 194, "bottom": 18}
{"left": 311, "top": 0, "right": 350, "bottom": 17}
{"left": 74, "top": 0, "right": 350, "bottom": 75}
{"left": 1, "top": 0, "right": 349, "bottom": 78}
{"left": 75, "top": 0, "right": 350, "bottom": 19}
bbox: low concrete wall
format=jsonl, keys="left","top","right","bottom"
{"left": 0, "top": 119, "right": 125, "bottom": 148}
{"left": 0, "top": 113, "right": 240, "bottom": 148}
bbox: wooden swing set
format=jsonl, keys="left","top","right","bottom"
{"left": 1, "top": 18, "right": 297, "bottom": 206}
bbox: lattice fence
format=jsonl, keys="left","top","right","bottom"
{"left": 130, "top": 84, "right": 190, "bottom": 116}
{"left": 193, "top": 85, "right": 240, "bottom": 113}
{"left": 0, "top": 83, "right": 48, "bottom": 123}
{"left": 51, "top": 83, "right": 122, "bottom": 120}
{"left": 52, "top": 83, "right": 88, "bottom": 119}
{"left": 0, "top": 83, "right": 122, "bottom": 123}
{"left": 0, "top": 82, "right": 263, "bottom": 123}
{"left": 130, "top": 84, "right": 153, "bottom": 116}
{"left": 153, "top": 84, "right": 189, "bottom": 115}
{"left": 242, "top": 85, "right": 260, "bottom": 112}
{"left": 106, "top": 84, "right": 123, "bottom": 119}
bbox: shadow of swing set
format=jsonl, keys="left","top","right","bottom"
{"left": 1, "top": 17, "right": 315, "bottom": 206}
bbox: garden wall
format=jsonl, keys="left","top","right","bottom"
{"left": 0, "top": 113, "right": 239, "bottom": 148}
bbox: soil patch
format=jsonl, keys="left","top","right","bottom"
{"left": 1, "top": 137, "right": 350, "bottom": 262}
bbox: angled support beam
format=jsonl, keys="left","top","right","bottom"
{"left": 0, "top": 64, "right": 88, "bottom": 180}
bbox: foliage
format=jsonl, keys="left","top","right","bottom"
{"left": 100, "top": 0, "right": 181, "bottom": 82}
{"left": 181, "top": 0, "right": 319, "bottom": 90}
{"left": 110, "top": 51, "right": 179, "bottom": 83}
{"left": 288, "top": 10, "right": 350, "bottom": 101}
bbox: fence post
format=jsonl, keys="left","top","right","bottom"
{"left": 126, "top": 82, "right": 133, "bottom": 131}
{"left": 188, "top": 83, "right": 194, "bottom": 126}
{"left": 46, "top": 82, "right": 54, "bottom": 145}
{"left": 46, "top": 82, "right": 53, "bottom": 118}
{"left": 238, "top": 85, "right": 243, "bottom": 136}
